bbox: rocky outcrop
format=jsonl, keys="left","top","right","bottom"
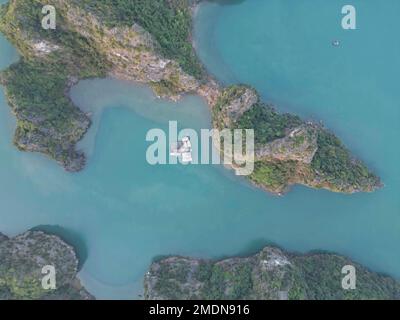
{"left": 256, "top": 124, "right": 318, "bottom": 164}
{"left": 213, "top": 85, "right": 258, "bottom": 129}
{"left": 213, "top": 84, "right": 381, "bottom": 195}
{"left": 64, "top": 5, "right": 202, "bottom": 101}
{"left": 144, "top": 246, "right": 400, "bottom": 300}
{"left": 0, "top": 0, "right": 381, "bottom": 196}
{"left": 13, "top": 109, "right": 90, "bottom": 173}
{"left": 144, "top": 247, "right": 294, "bottom": 300}
{"left": 223, "top": 87, "right": 258, "bottom": 123}
{"left": 0, "top": 230, "right": 93, "bottom": 300}
{"left": 0, "top": 0, "right": 221, "bottom": 171}
{"left": 31, "top": 41, "right": 60, "bottom": 56}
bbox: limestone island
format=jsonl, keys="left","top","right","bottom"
{"left": 144, "top": 246, "right": 400, "bottom": 300}
{"left": 0, "top": 230, "right": 93, "bottom": 300}
{"left": 0, "top": 0, "right": 382, "bottom": 194}
{"left": 1, "top": 229, "right": 399, "bottom": 300}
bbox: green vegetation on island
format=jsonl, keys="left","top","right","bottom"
{"left": 250, "top": 161, "right": 298, "bottom": 192}
{"left": 0, "top": 0, "right": 203, "bottom": 171}
{"left": 0, "top": 0, "right": 108, "bottom": 170}
{"left": 0, "top": 231, "right": 93, "bottom": 300}
{"left": 0, "top": 0, "right": 381, "bottom": 195}
{"left": 213, "top": 85, "right": 381, "bottom": 194}
{"left": 71, "top": 0, "right": 205, "bottom": 79}
{"left": 236, "top": 103, "right": 303, "bottom": 145}
{"left": 144, "top": 246, "right": 400, "bottom": 300}
{"left": 311, "top": 129, "right": 380, "bottom": 191}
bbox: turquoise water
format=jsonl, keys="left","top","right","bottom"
{"left": 0, "top": 0, "right": 399, "bottom": 299}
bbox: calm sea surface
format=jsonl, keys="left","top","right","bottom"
{"left": 0, "top": 0, "right": 399, "bottom": 298}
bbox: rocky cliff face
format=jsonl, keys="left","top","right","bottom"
{"left": 0, "top": 230, "right": 93, "bottom": 300}
{"left": 0, "top": 0, "right": 381, "bottom": 196}
{"left": 64, "top": 5, "right": 202, "bottom": 101}
{"left": 0, "top": 0, "right": 218, "bottom": 171}
{"left": 144, "top": 246, "right": 400, "bottom": 300}
{"left": 222, "top": 87, "right": 258, "bottom": 125}
{"left": 213, "top": 85, "right": 381, "bottom": 194}
{"left": 256, "top": 124, "right": 318, "bottom": 164}
{"left": 212, "top": 85, "right": 256, "bottom": 129}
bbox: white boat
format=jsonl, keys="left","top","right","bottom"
{"left": 170, "top": 136, "right": 193, "bottom": 163}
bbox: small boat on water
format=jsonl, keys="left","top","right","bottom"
{"left": 170, "top": 136, "right": 193, "bottom": 163}
{"left": 332, "top": 40, "right": 340, "bottom": 47}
